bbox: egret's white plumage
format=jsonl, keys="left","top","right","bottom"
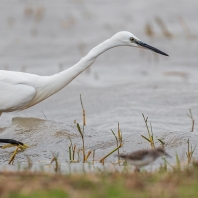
{"left": 0, "top": 31, "right": 168, "bottom": 115}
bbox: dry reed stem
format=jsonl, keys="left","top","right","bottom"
{"left": 76, "top": 123, "right": 85, "bottom": 162}
{"left": 85, "top": 151, "right": 92, "bottom": 162}
{"left": 163, "top": 157, "right": 175, "bottom": 171}
{"left": 117, "top": 123, "right": 122, "bottom": 165}
{"left": 77, "top": 149, "right": 81, "bottom": 162}
{"left": 118, "top": 123, "right": 122, "bottom": 142}
{"left": 25, "top": 155, "right": 33, "bottom": 170}
{"left": 158, "top": 139, "right": 165, "bottom": 147}
{"left": 41, "top": 110, "right": 47, "bottom": 119}
{"left": 155, "top": 17, "right": 172, "bottom": 38}
{"left": 142, "top": 114, "right": 155, "bottom": 148}
{"left": 80, "top": 94, "right": 86, "bottom": 127}
{"left": 187, "top": 109, "right": 195, "bottom": 132}
{"left": 176, "top": 153, "right": 181, "bottom": 170}
{"left": 50, "top": 153, "right": 59, "bottom": 173}
{"left": 99, "top": 144, "right": 122, "bottom": 164}
{"left": 145, "top": 23, "right": 155, "bottom": 37}
{"left": 78, "top": 94, "right": 86, "bottom": 163}
{"left": 186, "top": 139, "right": 196, "bottom": 164}
{"left": 69, "top": 146, "right": 72, "bottom": 161}
{"left": 111, "top": 123, "right": 123, "bottom": 165}
{"left": 73, "top": 145, "right": 76, "bottom": 161}
{"left": 68, "top": 136, "right": 75, "bottom": 161}
{"left": 92, "top": 149, "right": 95, "bottom": 164}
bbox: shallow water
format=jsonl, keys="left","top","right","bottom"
{"left": 0, "top": 0, "right": 198, "bottom": 171}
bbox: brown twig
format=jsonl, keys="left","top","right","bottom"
{"left": 187, "top": 109, "right": 195, "bottom": 132}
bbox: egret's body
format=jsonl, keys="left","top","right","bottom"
{"left": 0, "top": 31, "right": 168, "bottom": 115}
{"left": 0, "top": 32, "right": 168, "bottom": 162}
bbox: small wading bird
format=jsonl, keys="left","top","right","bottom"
{"left": 119, "top": 147, "right": 171, "bottom": 172}
{"left": 0, "top": 31, "right": 168, "bottom": 163}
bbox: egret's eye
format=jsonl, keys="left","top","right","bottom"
{"left": 130, "top": 37, "right": 135, "bottom": 42}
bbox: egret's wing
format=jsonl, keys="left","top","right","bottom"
{"left": 0, "top": 82, "right": 36, "bottom": 112}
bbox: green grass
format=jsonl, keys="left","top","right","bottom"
{"left": 10, "top": 190, "right": 68, "bottom": 198}
{"left": 1, "top": 167, "right": 198, "bottom": 198}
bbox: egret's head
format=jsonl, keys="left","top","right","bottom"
{"left": 111, "top": 31, "right": 168, "bottom": 56}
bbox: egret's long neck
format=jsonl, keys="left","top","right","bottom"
{"left": 48, "top": 38, "right": 115, "bottom": 95}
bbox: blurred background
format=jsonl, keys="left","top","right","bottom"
{"left": 0, "top": 0, "right": 198, "bottom": 166}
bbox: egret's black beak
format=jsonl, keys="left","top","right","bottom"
{"left": 136, "top": 40, "right": 169, "bottom": 56}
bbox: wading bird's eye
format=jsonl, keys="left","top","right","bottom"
{"left": 130, "top": 37, "right": 135, "bottom": 42}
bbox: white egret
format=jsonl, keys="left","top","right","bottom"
{"left": 0, "top": 31, "right": 168, "bottom": 158}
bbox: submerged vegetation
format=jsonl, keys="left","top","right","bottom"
{"left": 1, "top": 95, "right": 196, "bottom": 169}
{"left": 64, "top": 95, "right": 124, "bottom": 166}
{"left": 0, "top": 95, "right": 197, "bottom": 197}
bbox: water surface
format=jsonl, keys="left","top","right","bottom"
{"left": 0, "top": 0, "right": 198, "bottom": 171}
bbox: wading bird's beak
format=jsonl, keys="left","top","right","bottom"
{"left": 136, "top": 40, "right": 169, "bottom": 56}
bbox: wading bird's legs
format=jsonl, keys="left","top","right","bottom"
{"left": 0, "top": 113, "right": 29, "bottom": 164}
{"left": 0, "top": 139, "right": 29, "bottom": 164}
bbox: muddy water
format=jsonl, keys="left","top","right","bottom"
{"left": 0, "top": 0, "right": 198, "bottom": 171}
